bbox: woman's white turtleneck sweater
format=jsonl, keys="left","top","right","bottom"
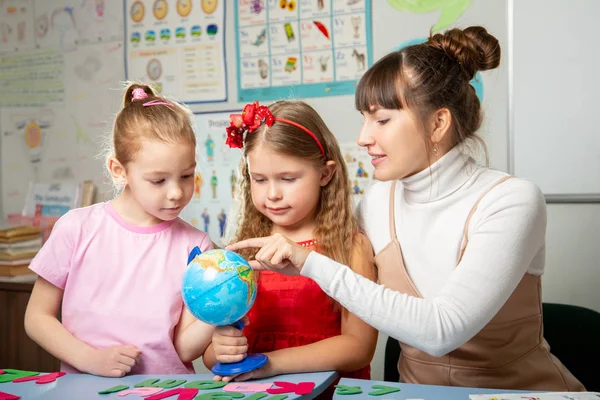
{"left": 301, "top": 147, "right": 547, "bottom": 357}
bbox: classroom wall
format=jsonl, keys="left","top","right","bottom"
{"left": 1, "top": 0, "right": 598, "bottom": 381}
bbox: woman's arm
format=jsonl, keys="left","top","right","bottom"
{"left": 229, "top": 180, "right": 547, "bottom": 357}
{"left": 25, "top": 277, "right": 140, "bottom": 377}
{"left": 174, "top": 308, "right": 214, "bottom": 362}
{"left": 302, "top": 181, "right": 547, "bottom": 356}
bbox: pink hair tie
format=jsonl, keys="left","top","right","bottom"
{"left": 132, "top": 88, "right": 148, "bottom": 101}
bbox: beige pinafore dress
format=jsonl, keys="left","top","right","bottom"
{"left": 376, "top": 177, "right": 584, "bottom": 390}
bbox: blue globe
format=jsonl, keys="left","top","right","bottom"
{"left": 182, "top": 248, "right": 257, "bottom": 326}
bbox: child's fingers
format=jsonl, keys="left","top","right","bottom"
{"left": 216, "top": 344, "right": 248, "bottom": 356}
{"left": 222, "top": 374, "right": 239, "bottom": 383}
{"left": 212, "top": 375, "right": 224, "bottom": 382}
{"left": 108, "top": 368, "right": 127, "bottom": 378}
{"left": 117, "top": 354, "right": 137, "bottom": 367}
{"left": 216, "top": 353, "right": 246, "bottom": 363}
{"left": 116, "top": 362, "right": 132, "bottom": 374}
{"left": 234, "top": 371, "right": 254, "bottom": 382}
{"left": 215, "top": 326, "right": 244, "bottom": 337}
{"left": 242, "top": 315, "right": 250, "bottom": 326}
{"left": 119, "top": 345, "right": 142, "bottom": 359}
{"left": 214, "top": 333, "right": 247, "bottom": 347}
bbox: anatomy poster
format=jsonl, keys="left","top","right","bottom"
{"left": 235, "top": 0, "right": 372, "bottom": 101}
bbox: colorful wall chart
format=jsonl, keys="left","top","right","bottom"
{"left": 235, "top": 0, "right": 373, "bottom": 101}
{"left": 179, "top": 111, "right": 244, "bottom": 246}
{"left": 124, "top": 0, "right": 227, "bottom": 103}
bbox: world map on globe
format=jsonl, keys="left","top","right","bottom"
{"left": 182, "top": 249, "right": 257, "bottom": 326}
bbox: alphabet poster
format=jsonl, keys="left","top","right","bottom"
{"left": 235, "top": 0, "right": 372, "bottom": 101}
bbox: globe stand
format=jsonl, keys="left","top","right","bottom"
{"left": 212, "top": 354, "right": 269, "bottom": 376}
{"left": 211, "top": 319, "right": 269, "bottom": 376}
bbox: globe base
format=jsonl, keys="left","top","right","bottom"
{"left": 211, "top": 353, "right": 269, "bottom": 376}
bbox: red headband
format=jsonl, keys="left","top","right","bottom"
{"left": 225, "top": 101, "right": 326, "bottom": 160}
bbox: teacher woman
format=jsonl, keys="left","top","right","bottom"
{"left": 228, "top": 26, "right": 584, "bottom": 391}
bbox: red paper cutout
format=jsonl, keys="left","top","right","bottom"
{"left": 266, "top": 381, "right": 315, "bottom": 395}
{"left": 0, "top": 392, "right": 20, "bottom": 400}
{"left": 12, "top": 372, "right": 65, "bottom": 384}
{"left": 0, "top": 370, "right": 4, "bottom": 374}
{"left": 145, "top": 388, "right": 198, "bottom": 400}
{"left": 0, "top": 370, "right": 39, "bottom": 383}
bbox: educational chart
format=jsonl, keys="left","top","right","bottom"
{"left": 179, "top": 111, "right": 243, "bottom": 246}
{"left": 124, "top": 0, "right": 227, "bottom": 103}
{"left": 341, "top": 143, "right": 375, "bottom": 204}
{"left": 235, "top": 0, "right": 373, "bottom": 101}
{"left": 0, "top": 49, "right": 64, "bottom": 107}
{"left": 0, "top": 0, "right": 34, "bottom": 52}
{"left": 0, "top": 43, "right": 124, "bottom": 216}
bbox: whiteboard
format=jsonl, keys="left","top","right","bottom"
{"left": 510, "top": 0, "right": 600, "bottom": 202}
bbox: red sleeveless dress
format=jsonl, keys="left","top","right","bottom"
{"left": 245, "top": 240, "right": 371, "bottom": 388}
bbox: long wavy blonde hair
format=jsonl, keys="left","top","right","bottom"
{"left": 228, "top": 100, "right": 357, "bottom": 266}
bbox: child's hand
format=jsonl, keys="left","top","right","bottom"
{"left": 213, "top": 361, "right": 275, "bottom": 383}
{"left": 212, "top": 325, "right": 248, "bottom": 364}
{"left": 83, "top": 344, "right": 141, "bottom": 377}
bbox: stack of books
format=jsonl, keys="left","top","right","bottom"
{"left": 0, "top": 224, "right": 43, "bottom": 277}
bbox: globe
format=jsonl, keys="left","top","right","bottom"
{"left": 182, "top": 248, "right": 257, "bottom": 326}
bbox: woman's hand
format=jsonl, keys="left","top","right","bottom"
{"left": 226, "top": 233, "right": 312, "bottom": 275}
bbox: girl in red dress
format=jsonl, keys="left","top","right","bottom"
{"left": 202, "top": 100, "right": 378, "bottom": 390}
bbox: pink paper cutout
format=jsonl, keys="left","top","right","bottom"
{"left": 145, "top": 388, "right": 198, "bottom": 400}
{"left": 0, "top": 370, "right": 4, "bottom": 374}
{"left": 223, "top": 383, "right": 273, "bottom": 392}
{"left": 0, "top": 392, "right": 20, "bottom": 400}
{"left": 12, "top": 372, "right": 66, "bottom": 384}
{"left": 118, "top": 387, "right": 164, "bottom": 397}
{"left": 266, "top": 381, "right": 315, "bottom": 395}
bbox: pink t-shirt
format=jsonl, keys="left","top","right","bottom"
{"left": 29, "top": 202, "right": 213, "bottom": 374}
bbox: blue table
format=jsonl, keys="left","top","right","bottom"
{"left": 332, "top": 378, "right": 530, "bottom": 399}
{"left": 0, "top": 371, "right": 338, "bottom": 399}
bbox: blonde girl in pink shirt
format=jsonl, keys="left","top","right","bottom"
{"left": 24, "top": 83, "right": 214, "bottom": 377}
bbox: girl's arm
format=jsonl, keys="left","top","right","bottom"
{"left": 174, "top": 308, "right": 214, "bottom": 362}
{"left": 25, "top": 277, "right": 140, "bottom": 377}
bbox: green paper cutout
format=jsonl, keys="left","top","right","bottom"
{"left": 368, "top": 385, "right": 401, "bottom": 396}
{"left": 184, "top": 381, "right": 227, "bottom": 390}
{"left": 266, "top": 396, "right": 288, "bottom": 400}
{"left": 195, "top": 393, "right": 245, "bottom": 399}
{"left": 335, "top": 385, "right": 363, "bottom": 395}
{"left": 244, "top": 394, "right": 269, "bottom": 400}
{"left": 152, "top": 379, "right": 187, "bottom": 389}
{"left": 98, "top": 385, "right": 129, "bottom": 394}
{"left": 134, "top": 378, "right": 161, "bottom": 387}
{"left": 0, "top": 369, "right": 40, "bottom": 383}
{"left": 386, "top": 0, "right": 472, "bottom": 32}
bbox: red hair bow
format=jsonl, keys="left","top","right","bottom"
{"left": 225, "top": 101, "right": 274, "bottom": 149}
